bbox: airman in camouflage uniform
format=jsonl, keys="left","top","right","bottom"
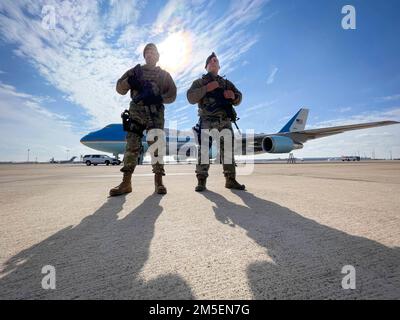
{"left": 109, "top": 43, "right": 177, "bottom": 196}
{"left": 187, "top": 52, "right": 245, "bottom": 192}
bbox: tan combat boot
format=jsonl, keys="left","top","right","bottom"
{"left": 154, "top": 173, "right": 167, "bottom": 194}
{"left": 195, "top": 176, "right": 207, "bottom": 192}
{"left": 225, "top": 176, "right": 246, "bottom": 190}
{"left": 109, "top": 172, "right": 132, "bottom": 196}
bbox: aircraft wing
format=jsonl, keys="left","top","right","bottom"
{"left": 285, "top": 120, "right": 399, "bottom": 144}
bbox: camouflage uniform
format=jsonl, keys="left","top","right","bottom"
{"left": 116, "top": 64, "right": 177, "bottom": 175}
{"left": 187, "top": 74, "right": 242, "bottom": 179}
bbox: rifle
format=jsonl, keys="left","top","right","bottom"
{"left": 128, "top": 64, "right": 162, "bottom": 106}
{"left": 202, "top": 73, "right": 241, "bottom": 133}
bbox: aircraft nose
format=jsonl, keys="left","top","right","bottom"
{"left": 80, "top": 134, "right": 90, "bottom": 145}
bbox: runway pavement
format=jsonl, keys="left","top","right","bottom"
{"left": 0, "top": 162, "right": 399, "bottom": 299}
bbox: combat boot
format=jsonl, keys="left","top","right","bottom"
{"left": 195, "top": 176, "right": 207, "bottom": 192}
{"left": 109, "top": 172, "right": 132, "bottom": 196}
{"left": 225, "top": 176, "right": 245, "bottom": 190}
{"left": 154, "top": 173, "right": 167, "bottom": 194}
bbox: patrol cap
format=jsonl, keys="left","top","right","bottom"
{"left": 205, "top": 52, "right": 217, "bottom": 69}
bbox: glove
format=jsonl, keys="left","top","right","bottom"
{"left": 143, "top": 94, "right": 163, "bottom": 106}
{"left": 127, "top": 75, "right": 142, "bottom": 90}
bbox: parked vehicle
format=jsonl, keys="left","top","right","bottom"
{"left": 341, "top": 156, "right": 361, "bottom": 161}
{"left": 83, "top": 154, "right": 121, "bottom": 166}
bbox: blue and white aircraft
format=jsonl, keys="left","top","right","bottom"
{"left": 80, "top": 108, "right": 399, "bottom": 162}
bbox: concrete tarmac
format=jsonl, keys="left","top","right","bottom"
{"left": 0, "top": 162, "right": 399, "bottom": 299}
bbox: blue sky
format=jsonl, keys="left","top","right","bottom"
{"left": 0, "top": 0, "right": 399, "bottom": 161}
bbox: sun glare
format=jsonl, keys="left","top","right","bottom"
{"left": 158, "top": 31, "right": 192, "bottom": 74}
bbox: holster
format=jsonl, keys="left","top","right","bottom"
{"left": 192, "top": 118, "right": 213, "bottom": 151}
{"left": 121, "top": 109, "right": 146, "bottom": 137}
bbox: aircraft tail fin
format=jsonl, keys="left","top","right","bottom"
{"left": 279, "top": 108, "right": 309, "bottom": 133}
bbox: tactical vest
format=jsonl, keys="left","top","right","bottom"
{"left": 199, "top": 74, "right": 237, "bottom": 120}
{"left": 130, "top": 64, "right": 168, "bottom": 101}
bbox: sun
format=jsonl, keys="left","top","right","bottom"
{"left": 158, "top": 31, "right": 192, "bottom": 74}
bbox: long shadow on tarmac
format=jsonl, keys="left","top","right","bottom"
{"left": 201, "top": 190, "right": 400, "bottom": 299}
{"left": 0, "top": 195, "right": 193, "bottom": 299}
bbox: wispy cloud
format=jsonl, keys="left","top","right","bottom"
{"left": 0, "top": 0, "right": 269, "bottom": 131}
{"left": 337, "top": 107, "right": 352, "bottom": 113}
{"left": 104, "top": 0, "right": 146, "bottom": 34}
{"left": 293, "top": 107, "right": 400, "bottom": 158}
{"left": 376, "top": 94, "right": 400, "bottom": 102}
{"left": 0, "top": 83, "right": 68, "bottom": 122}
{"left": 244, "top": 99, "right": 277, "bottom": 113}
{"left": 240, "top": 100, "right": 277, "bottom": 121}
{"left": 172, "top": 104, "right": 193, "bottom": 113}
{"left": 0, "top": 83, "right": 91, "bottom": 161}
{"left": 355, "top": 131, "right": 394, "bottom": 138}
{"left": 259, "top": 10, "right": 279, "bottom": 23}
{"left": 308, "top": 107, "right": 400, "bottom": 129}
{"left": 267, "top": 66, "right": 278, "bottom": 85}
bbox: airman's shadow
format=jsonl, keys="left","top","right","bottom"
{"left": 0, "top": 195, "right": 193, "bottom": 299}
{"left": 200, "top": 190, "right": 400, "bottom": 299}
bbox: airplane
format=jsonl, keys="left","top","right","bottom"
{"left": 49, "top": 156, "right": 77, "bottom": 164}
{"left": 80, "top": 108, "right": 399, "bottom": 163}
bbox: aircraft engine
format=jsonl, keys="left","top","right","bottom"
{"left": 262, "top": 136, "right": 303, "bottom": 153}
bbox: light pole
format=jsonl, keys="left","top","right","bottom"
{"left": 27, "top": 148, "right": 30, "bottom": 162}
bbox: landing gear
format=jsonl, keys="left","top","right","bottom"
{"left": 137, "top": 145, "right": 144, "bottom": 165}
{"left": 113, "top": 153, "right": 122, "bottom": 165}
